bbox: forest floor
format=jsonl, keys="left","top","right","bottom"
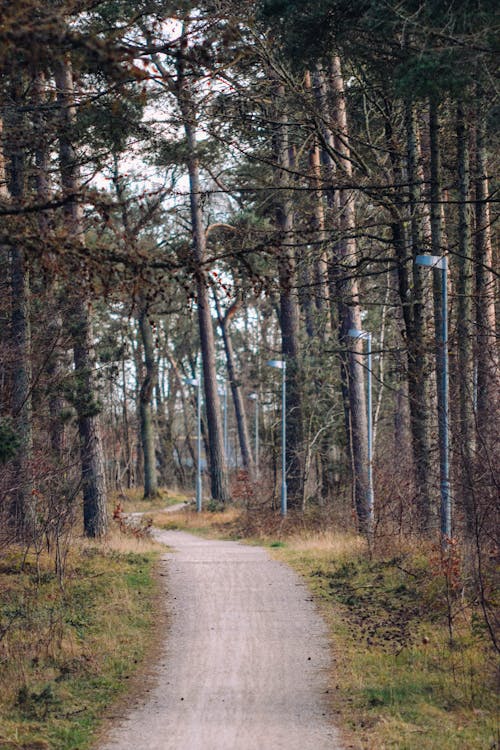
{"left": 151, "top": 504, "right": 499, "bottom": 750}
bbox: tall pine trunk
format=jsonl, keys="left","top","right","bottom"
{"left": 54, "top": 57, "right": 107, "bottom": 537}
{"left": 328, "top": 56, "right": 370, "bottom": 533}
{"left": 428, "top": 98, "right": 451, "bottom": 533}
{"left": 3, "top": 85, "right": 35, "bottom": 541}
{"left": 177, "top": 52, "right": 229, "bottom": 503}
{"left": 33, "top": 71, "right": 65, "bottom": 458}
{"left": 405, "top": 99, "right": 433, "bottom": 531}
{"left": 214, "top": 295, "right": 254, "bottom": 473}
{"left": 138, "top": 308, "right": 159, "bottom": 498}
{"left": 474, "top": 100, "right": 498, "bottom": 445}
{"left": 456, "top": 101, "right": 475, "bottom": 533}
{"left": 273, "top": 81, "right": 304, "bottom": 509}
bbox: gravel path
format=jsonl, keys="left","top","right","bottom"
{"left": 100, "top": 530, "right": 342, "bottom": 750}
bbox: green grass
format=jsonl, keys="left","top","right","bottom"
{"left": 275, "top": 543, "right": 499, "bottom": 750}
{"left": 0, "top": 540, "right": 160, "bottom": 750}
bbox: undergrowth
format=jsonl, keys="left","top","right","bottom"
{"left": 0, "top": 532, "right": 160, "bottom": 750}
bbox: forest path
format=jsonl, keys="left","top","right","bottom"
{"left": 99, "top": 529, "right": 342, "bottom": 750}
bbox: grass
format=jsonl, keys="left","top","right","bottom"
{"left": 275, "top": 536, "right": 499, "bottom": 749}
{"left": 0, "top": 529, "right": 162, "bottom": 750}
{"left": 152, "top": 505, "right": 241, "bottom": 537}
{"left": 111, "top": 486, "right": 189, "bottom": 515}
{"left": 158, "top": 505, "right": 499, "bottom": 750}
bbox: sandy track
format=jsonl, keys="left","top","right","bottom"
{"left": 100, "top": 530, "right": 342, "bottom": 750}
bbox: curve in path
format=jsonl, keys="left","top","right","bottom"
{"left": 100, "top": 530, "right": 342, "bottom": 750}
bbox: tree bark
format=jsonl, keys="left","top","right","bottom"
{"left": 214, "top": 295, "right": 254, "bottom": 473}
{"left": 33, "top": 71, "right": 65, "bottom": 458}
{"left": 273, "top": 80, "right": 304, "bottom": 509}
{"left": 474, "top": 100, "right": 499, "bottom": 444}
{"left": 405, "top": 99, "right": 433, "bottom": 531}
{"left": 54, "top": 56, "right": 107, "bottom": 537}
{"left": 428, "top": 98, "right": 451, "bottom": 531}
{"left": 177, "top": 51, "right": 230, "bottom": 503}
{"left": 456, "top": 100, "right": 476, "bottom": 532}
{"left": 138, "top": 307, "right": 159, "bottom": 498}
{"left": 2, "top": 87, "right": 35, "bottom": 540}
{"left": 328, "top": 56, "right": 370, "bottom": 533}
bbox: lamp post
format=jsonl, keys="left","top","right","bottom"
{"left": 248, "top": 393, "right": 259, "bottom": 477}
{"left": 267, "top": 360, "right": 287, "bottom": 516}
{"left": 348, "top": 328, "right": 374, "bottom": 530}
{"left": 415, "top": 254, "right": 451, "bottom": 539}
{"left": 185, "top": 377, "right": 202, "bottom": 513}
{"left": 218, "top": 383, "right": 228, "bottom": 462}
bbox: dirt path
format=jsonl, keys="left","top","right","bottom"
{"left": 100, "top": 530, "right": 342, "bottom": 750}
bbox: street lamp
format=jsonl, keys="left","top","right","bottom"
{"left": 348, "top": 328, "right": 374, "bottom": 531}
{"left": 185, "top": 377, "right": 202, "bottom": 513}
{"left": 248, "top": 393, "right": 259, "bottom": 477}
{"left": 218, "top": 383, "right": 228, "bottom": 462}
{"left": 267, "top": 360, "right": 287, "bottom": 516}
{"left": 415, "top": 254, "right": 451, "bottom": 540}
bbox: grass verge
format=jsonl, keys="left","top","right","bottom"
{"left": 0, "top": 532, "right": 162, "bottom": 750}
{"left": 156, "top": 505, "right": 499, "bottom": 749}
{"left": 111, "top": 487, "right": 189, "bottom": 515}
{"left": 275, "top": 534, "right": 499, "bottom": 750}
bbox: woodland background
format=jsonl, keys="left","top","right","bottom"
{"left": 0, "top": 0, "right": 498, "bottom": 662}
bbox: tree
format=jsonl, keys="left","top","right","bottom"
{"left": 54, "top": 56, "right": 108, "bottom": 537}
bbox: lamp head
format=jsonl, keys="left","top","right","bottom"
{"left": 267, "top": 359, "right": 285, "bottom": 370}
{"left": 415, "top": 254, "right": 447, "bottom": 270}
{"left": 348, "top": 328, "right": 370, "bottom": 340}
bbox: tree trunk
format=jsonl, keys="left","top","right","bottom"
{"left": 177, "top": 64, "right": 229, "bottom": 503}
{"left": 305, "top": 70, "right": 329, "bottom": 334}
{"left": 138, "top": 307, "right": 159, "bottom": 498}
{"left": 121, "top": 352, "right": 133, "bottom": 489}
{"left": 33, "top": 71, "right": 65, "bottom": 458}
{"left": 429, "top": 98, "right": 451, "bottom": 533}
{"left": 54, "top": 57, "right": 107, "bottom": 537}
{"left": 328, "top": 56, "right": 370, "bottom": 533}
{"left": 3, "top": 89, "right": 35, "bottom": 541}
{"left": 456, "top": 101, "right": 476, "bottom": 532}
{"left": 214, "top": 295, "right": 254, "bottom": 473}
{"left": 474, "top": 100, "right": 498, "bottom": 444}
{"left": 273, "top": 81, "right": 304, "bottom": 509}
{"left": 405, "top": 99, "right": 433, "bottom": 531}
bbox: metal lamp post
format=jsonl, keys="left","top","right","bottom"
{"left": 185, "top": 377, "right": 202, "bottom": 513}
{"left": 348, "top": 328, "right": 374, "bottom": 530}
{"left": 248, "top": 393, "right": 259, "bottom": 477}
{"left": 415, "top": 254, "right": 451, "bottom": 539}
{"left": 267, "top": 360, "right": 287, "bottom": 516}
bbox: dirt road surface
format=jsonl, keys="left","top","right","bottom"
{"left": 100, "top": 530, "right": 342, "bottom": 750}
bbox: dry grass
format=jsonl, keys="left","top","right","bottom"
{"left": 0, "top": 530, "right": 160, "bottom": 750}
{"left": 273, "top": 539, "right": 499, "bottom": 750}
{"left": 96, "top": 526, "right": 164, "bottom": 555}
{"left": 110, "top": 488, "right": 190, "bottom": 515}
{"left": 285, "top": 529, "right": 366, "bottom": 556}
{"left": 152, "top": 506, "right": 241, "bottom": 536}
